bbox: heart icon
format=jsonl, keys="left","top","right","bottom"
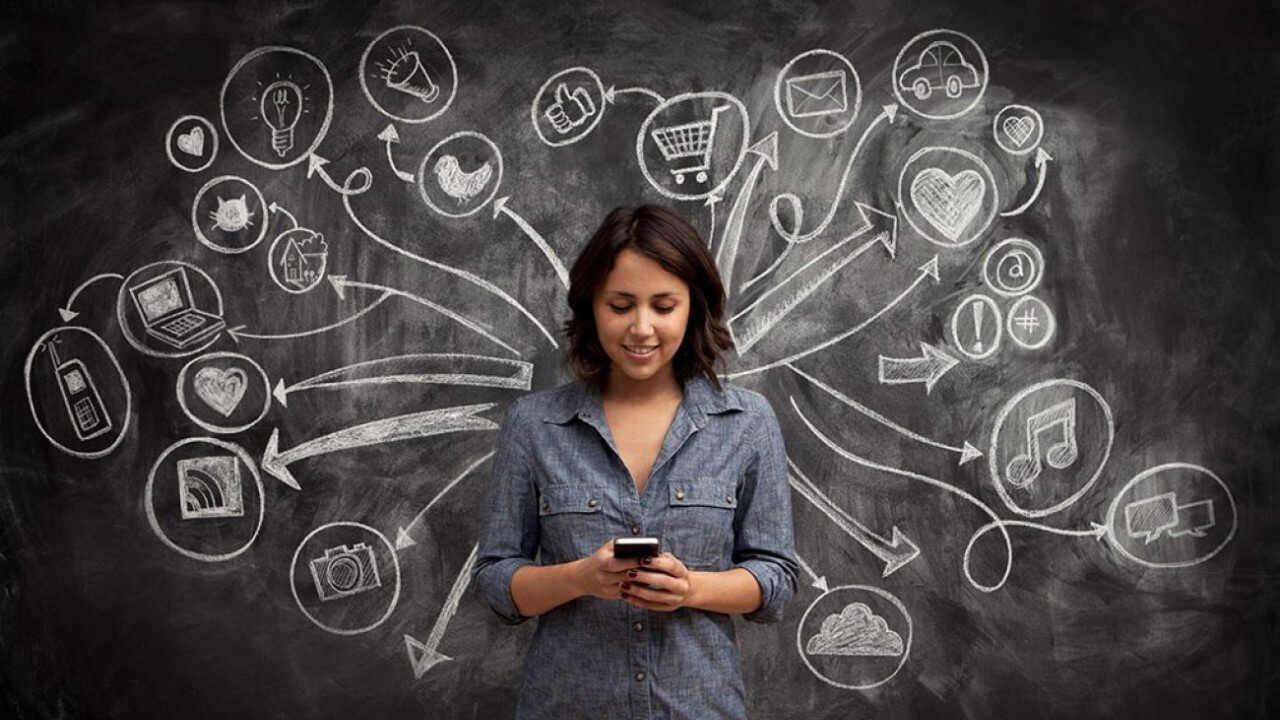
{"left": 1002, "top": 115, "right": 1035, "bottom": 147}
{"left": 910, "top": 167, "right": 986, "bottom": 242}
{"left": 177, "top": 126, "right": 205, "bottom": 157}
{"left": 193, "top": 366, "right": 248, "bottom": 417}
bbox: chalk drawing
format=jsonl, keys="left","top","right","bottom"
{"left": 165, "top": 115, "right": 218, "bottom": 173}
{"left": 25, "top": 326, "right": 132, "bottom": 459}
{"left": 797, "top": 584, "right": 913, "bottom": 689}
{"left": 877, "top": 342, "right": 959, "bottom": 394}
{"left": 219, "top": 46, "right": 333, "bottom": 170}
{"left": 359, "top": 25, "right": 458, "bottom": 124}
{"left": 636, "top": 91, "right": 749, "bottom": 202}
{"left": 405, "top": 543, "right": 479, "bottom": 678}
{"left": 1006, "top": 294, "right": 1056, "bottom": 350}
{"left": 191, "top": 175, "right": 268, "bottom": 254}
{"left": 897, "top": 146, "right": 998, "bottom": 248}
{"left": 275, "top": 354, "right": 532, "bottom": 408}
{"left": 417, "top": 131, "right": 503, "bottom": 218}
{"left": 290, "top": 522, "right": 402, "bottom": 635}
{"left": 774, "top": 49, "right": 862, "bottom": 139}
{"left": 950, "top": 293, "right": 1002, "bottom": 361}
{"left": 982, "top": 237, "right": 1045, "bottom": 297}
{"left": 1001, "top": 148, "right": 1054, "bottom": 217}
{"left": 892, "top": 30, "right": 988, "bottom": 120}
{"left": 1105, "top": 463, "right": 1236, "bottom": 569}
{"left": 145, "top": 437, "right": 265, "bottom": 562}
{"left": 492, "top": 197, "right": 569, "bottom": 288}
{"left": 993, "top": 104, "right": 1045, "bottom": 155}
{"left": 532, "top": 67, "right": 607, "bottom": 147}
{"left": 117, "top": 261, "right": 225, "bottom": 358}
{"left": 268, "top": 226, "right": 329, "bottom": 294}
{"left": 58, "top": 273, "right": 124, "bottom": 322}
{"left": 715, "top": 133, "right": 777, "bottom": 294}
{"left": 396, "top": 452, "right": 495, "bottom": 550}
{"left": 176, "top": 351, "right": 271, "bottom": 435}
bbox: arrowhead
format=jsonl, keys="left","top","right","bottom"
{"left": 703, "top": 190, "right": 723, "bottom": 207}
{"left": 918, "top": 343, "right": 959, "bottom": 393}
{"left": 395, "top": 527, "right": 417, "bottom": 551}
{"left": 272, "top": 379, "right": 288, "bottom": 408}
{"left": 327, "top": 275, "right": 347, "bottom": 300}
{"left": 1035, "top": 147, "right": 1053, "bottom": 166}
{"left": 377, "top": 123, "right": 401, "bottom": 144}
{"left": 883, "top": 103, "right": 899, "bottom": 124}
{"left": 491, "top": 195, "right": 509, "bottom": 219}
{"left": 405, "top": 634, "right": 451, "bottom": 679}
{"left": 58, "top": 308, "right": 78, "bottom": 322}
{"left": 959, "top": 442, "right": 982, "bottom": 466}
{"left": 261, "top": 428, "right": 300, "bottom": 490}
{"left": 853, "top": 202, "right": 898, "bottom": 259}
{"left": 1090, "top": 522, "right": 1110, "bottom": 541}
{"left": 812, "top": 576, "right": 829, "bottom": 593}
{"left": 603, "top": 85, "right": 617, "bottom": 104}
{"left": 306, "top": 153, "right": 328, "bottom": 179}
{"left": 746, "top": 132, "right": 778, "bottom": 171}
{"left": 226, "top": 325, "right": 245, "bottom": 345}
{"left": 919, "top": 256, "right": 940, "bottom": 282}
{"left": 268, "top": 201, "right": 280, "bottom": 214}
{"left": 881, "top": 527, "right": 921, "bottom": 577}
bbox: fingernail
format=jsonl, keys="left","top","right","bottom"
{"left": 640, "top": 556, "right": 652, "bottom": 565}
{"left": 620, "top": 581, "right": 631, "bottom": 590}
{"left": 627, "top": 570, "right": 638, "bottom": 579}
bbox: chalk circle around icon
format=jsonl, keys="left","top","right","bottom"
{"left": 219, "top": 45, "right": 334, "bottom": 170}
{"left": 25, "top": 326, "right": 133, "bottom": 460}
{"left": 416, "top": 131, "right": 504, "bottom": 218}
{"left": 1105, "top": 463, "right": 1236, "bottom": 569}
{"left": 145, "top": 437, "right": 265, "bottom": 562}
{"left": 892, "top": 29, "right": 989, "bottom": 120}
{"left": 116, "top": 261, "right": 226, "bottom": 359}
{"left": 290, "top": 522, "right": 402, "bottom": 635}
{"left": 988, "top": 379, "right": 1115, "bottom": 519}
{"left": 1005, "top": 295, "right": 1055, "bottom": 350}
{"left": 531, "top": 66, "right": 608, "bottom": 148}
{"left": 191, "top": 175, "right": 269, "bottom": 254}
{"left": 897, "top": 146, "right": 998, "bottom": 248}
{"left": 635, "top": 91, "right": 750, "bottom": 202}
{"left": 797, "top": 584, "right": 912, "bottom": 690}
{"left": 359, "top": 25, "right": 458, "bottom": 125}
{"left": 268, "top": 226, "right": 329, "bottom": 294}
{"left": 773, "top": 49, "right": 862, "bottom": 139}
{"left": 982, "top": 237, "right": 1044, "bottom": 297}
{"left": 165, "top": 115, "right": 218, "bottom": 173}
{"left": 993, "top": 105, "right": 1044, "bottom": 156}
{"left": 176, "top": 352, "right": 271, "bottom": 435}
{"left": 950, "top": 294, "right": 1002, "bottom": 361}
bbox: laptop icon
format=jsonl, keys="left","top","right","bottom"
{"left": 128, "top": 268, "right": 226, "bottom": 349}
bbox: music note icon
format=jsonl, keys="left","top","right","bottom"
{"left": 1005, "top": 398, "right": 1079, "bottom": 488}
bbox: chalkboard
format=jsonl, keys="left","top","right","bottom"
{"left": 2, "top": 0, "right": 1277, "bottom": 718}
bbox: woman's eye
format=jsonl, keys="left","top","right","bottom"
{"left": 609, "top": 305, "right": 631, "bottom": 313}
{"left": 654, "top": 306, "right": 675, "bottom": 314}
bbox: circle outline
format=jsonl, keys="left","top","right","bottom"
{"left": 1105, "top": 462, "right": 1237, "bottom": 569}
{"left": 891, "top": 29, "right": 990, "bottom": 121}
{"left": 635, "top": 91, "right": 750, "bottom": 202}
{"left": 982, "top": 237, "right": 1045, "bottom": 297}
{"left": 191, "top": 175, "right": 269, "bottom": 254}
{"left": 24, "top": 326, "right": 133, "bottom": 460}
{"left": 267, "top": 226, "right": 328, "bottom": 294}
{"left": 531, "top": 66, "right": 607, "bottom": 148}
{"left": 773, "top": 49, "right": 863, "bottom": 139}
{"left": 219, "top": 45, "right": 335, "bottom": 170}
{"left": 950, "top": 293, "right": 1002, "bottom": 360}
{"left": 1005, "top": 295, "right": 1056, "bottom": 350}
{"left": 289, "top": 521, "right": 403, "bottom": 635}
{"left": 416, "top": 131, "right": 504, "bottom": 218}
{"left": 992, "top": 104, "right": 1045, "bottom": 156}
{"left": 176, "top": 351, "right": 272, "bottom": 434}
{"left": 896, "top": 145, "right": 999, "bottom": 248}
{"left": 165, "top": 115, "right": 219, "bottom": 173}
{"left": 116, "top": 260, "right": 226, "bottom": 359}
{"left": 797, "top": 584, "right": 913, "bottom": 690}
{"left": 358, "top": 25, "right": 459, "bottom": 125}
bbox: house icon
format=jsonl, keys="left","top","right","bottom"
{"left": 278, "top": 232, "right": 328, "bottom": 290}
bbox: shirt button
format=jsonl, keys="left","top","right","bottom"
{"left": 587, "top": 498, "right": 598, "bottom": 508}
{"left": 726, "top": 495, "right": 734, "bottom": 503}
{"left": 630, "top": 525, "right": 641, "bottom": 535}
{"left": 633, "top": 621, "right": 644, "bottom": 632}
{"left": 634, "top": 671, "right": 646, "bottom": 682}
{"left": 675, "top": 490, "right": 686, "bottom": 500}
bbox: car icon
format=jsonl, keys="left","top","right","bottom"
{"left": 898, "top": 40, "right": 981, "bottom": 100}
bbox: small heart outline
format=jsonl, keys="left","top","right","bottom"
{"left": 177, "top": 126, "right": 205, "bottom": 157}
{"left": 193, "top": 366, "right": 248, "bottom": 417}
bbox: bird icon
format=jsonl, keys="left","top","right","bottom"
{"left": 433, "top": 154, "right": 493, "bottom": 204}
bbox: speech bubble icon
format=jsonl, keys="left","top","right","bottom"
{"left": 1168, "top": 499, "right": 1215, "bottom": 539}
{"left": 1124, "top": 493, "right": 1179, "bottom": 544}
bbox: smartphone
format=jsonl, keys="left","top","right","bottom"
{"left": 613, "top": 537, "right": 660, "bottom": 559}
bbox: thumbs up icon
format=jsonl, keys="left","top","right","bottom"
{"left": 543, "top": 83, "right": 597, "bottom": 134}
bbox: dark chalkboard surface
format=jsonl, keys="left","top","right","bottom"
{"left": 3, "top": 0, "right": 1277, "bottom": 718}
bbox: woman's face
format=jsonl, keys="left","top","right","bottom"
{"left": 593, "top": 248, "right": 691, "bottom": 389}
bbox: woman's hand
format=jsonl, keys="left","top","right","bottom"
{"left": 619, "top": 552, "right": 692, "bottom": 612}
{"left": 574, "top": 540, "right": 641, "bottom": 601}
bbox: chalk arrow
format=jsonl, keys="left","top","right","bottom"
{"left": 405, "top": 543, "right": 479, "bottom": 678}
{"left": 396, "top": 453, "right": 495, "bottom": 551}
{"left": 741, "top": 198, "right": 898, "bottom": 292}
{"left": 1001, "top": 147, "right": 1053, "bottom": 217}
{"left": 704, "top": 190, "right": 723, "bottom": 248}
{"left": 716, "top": 132, "right": 778, "bottom": 294}
{"left": 225, "top": 287, "right": 391, "bottom": 345}
{"left": 267, "top": 201, "right": 298, "bottom": 229}
{"left": 794, "top": 553, "right": 829, "bottom": 593}
{"left": 493, "top": 196, "right": 569, "bottom": 289}
{"left": 378, "top": 124, "right": 415, "bottom": 183}
{"left": 307, "top": 154, "right": 372, "bottom": 196}
{"left": 790, "top": 462, "right": 921, "bottom": 577}
{"left": 261, "top": 404, "right": 498, "bottom": 490}
{"left": 59, "top": 273, "right": 124, "bottom": 322}
{"left": 604, "top": 85, "right": 665, "bottom": 104}
{"left": 1089, "top": 522, "right": 1110, "bottom": 541}
{"left": 878, "top": 343, "right": 959, "bottom": 394}
{"left": 274, "top": 354, "right": 532, "bottom": 409}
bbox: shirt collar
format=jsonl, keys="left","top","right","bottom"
{"left": 542, "top": 373, "right": 743, "bottom": 426}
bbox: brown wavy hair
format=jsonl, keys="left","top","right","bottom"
{"left": 563, "top": 205, "right": 734, "bottom": 390}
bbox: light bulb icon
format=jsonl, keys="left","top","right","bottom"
{"left": 260, "top": 80, "right": 303, "bottom": 158}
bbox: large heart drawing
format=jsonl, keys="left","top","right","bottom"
{"left": 910, "top": 167, "right": 986, "bottom": 242}
{"left": 193, "top": 366, "right": 248, "bottom": 417}
{"left": 1002, "top": 115, "right": 1036, "bottom": 147}
{"left": 177, "top": 126, "right": 205, "bottom": 157}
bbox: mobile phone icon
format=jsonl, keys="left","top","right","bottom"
{"left": 46, "top": 340, "right": 112, "bottom": 441}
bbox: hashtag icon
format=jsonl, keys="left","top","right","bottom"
{"left": 1013, "top": 308, "right": 1040, "bottom": 337}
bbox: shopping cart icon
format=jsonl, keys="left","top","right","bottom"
{"left": 649, "top": 105, "right": 730, "bottom": 185}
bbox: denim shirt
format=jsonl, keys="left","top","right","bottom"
{"left": 472, "top": 373, "right": 798, "bottom": 719}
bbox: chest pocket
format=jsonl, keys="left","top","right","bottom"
{"left": 537, "top": 484, "right": 606, "bottom": 562}
{"left": 662, "top": 476, "right": 738, "bottom": 570}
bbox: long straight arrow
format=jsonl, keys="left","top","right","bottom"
{"left": 405, "top": 542, "right": 479, "bottom": 678}
{"left": 377, "top": 124, "right": 416, "bottom": 183}
{"left": 793, "top": 552, "right": 830, "bottom": 593}
{"left": 307, "top": 154, "right": 372, "bottom": 196}
{"left": 728, "top": 256, "right": 938, "bottom": 379}
{"left": 1000, "top": 148, "right": 1053, "bottom": 217}
{"left": 877, "top": 342, "right": 960, "bottom": 394}
{"left": 789, "top": 460, "right": 920, "bottom": 577}
{"left": 275, "top": 355, "right": 532, "bottom": 408}
{"left": 788, "top": 396, "right": 1014, "bottom": 593}
{"left": 768, "top": 104, "right": 898, "bottom": 244}
{"left": 227, "top": 292, "right": 392, "bottom": 343}
{"left": 492, "top": 197, "right": 569, "bottom": 289}
{"left": 716, "top": 132, "right": 777, "bottom": 295}
{"left": 261, "top": 403, "right": 498, "bottom": 489}
{"left": 395, "top": 452, "right": 495, "bottom": 550}
{"left": 329, "top": 276, "right": 520, "bottom": 357}
{"left": 785, "top": 362, "right": 980, "bottom": 465}
{"left": 59, "top": 273, "right": 124, "bottom": 322}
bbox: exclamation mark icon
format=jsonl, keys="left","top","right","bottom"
{"left": 972, "top": 300, "right": 984, "bottom": 354}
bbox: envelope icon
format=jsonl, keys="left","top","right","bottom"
{"left": 785, "top": 70, "right": 848, "bottom": 118}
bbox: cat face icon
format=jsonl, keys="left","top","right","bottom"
{"left": 209, "top": 195, "right": 254, "bottom": 233}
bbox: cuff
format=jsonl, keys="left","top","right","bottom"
{"left": 734, "top": 557, "right": 798, "bottom": 624}
{"left": 473, "top": 556, "right": 537, "bottom": 625}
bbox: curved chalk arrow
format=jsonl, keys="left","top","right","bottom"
{"left": 405, "top": 543, "right": 479, "bottom": 678}
{"left": 790, "top": 459, "right": 921, "bottom": 577}
{"left": 604, "top": 85, "right": 665, "bottom": 104}
{"left": 377, "top": 124, "right": 416, "bottom": 183}
{"left": 275, "top": 354, "right": 532, "bottom": 408}
{"left": 227, "top": 292, "right": 391, "bottom": 344}
{"left": 1000, "top": 147, "right": 1052, "bottom": 217}
{"left": 878, "top": 342, "right": 960, "bottom": 394}
{"left": 716, "top": 132, "right": 778, "bottom": 295}
{"left": 395, "top": 451, "right": 495, "bottom": 550}
{"left": 267, "top": 201, "right": 299, "bottom": 230}
{"left": 785, "top": 362, "right": 981, "bottom": 465}
{"left": 492, "top": 196, "right": 569, "bottom": 289}
{"left": 261, "top": 403, "right": 499, "bottom": 490}
{"left": 59, "top": 273, "right": 124, "bottom": 322}
{"left": 307, "top": 154, "right": 372, "bottom": 196}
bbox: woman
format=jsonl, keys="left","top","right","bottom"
{"left": 473, "top": 205, "right": 797, "bottom": 719}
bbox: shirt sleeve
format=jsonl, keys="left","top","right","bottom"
{"left": 471, "top": 397, "right": 539, "bottom": 625}
{"left": 732, "top": 396, "right": 799, "bottom": 624}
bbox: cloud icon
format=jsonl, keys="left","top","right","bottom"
{"left": 805, "top": 602, "right": 904, "bottom": 657}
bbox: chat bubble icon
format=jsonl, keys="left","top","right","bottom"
{"left": 1125, "top": 493, "right": 1179, "bottom": 544}
{"left": 1168, "top": 498, "right": 1215, "bottom": 539}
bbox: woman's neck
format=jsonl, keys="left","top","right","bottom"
{"left": 602, "top": 367, "right": 683, "bottom": 406}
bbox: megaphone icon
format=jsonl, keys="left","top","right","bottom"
{"left": 379, "top": 47, "right": 439, "bottom": 104}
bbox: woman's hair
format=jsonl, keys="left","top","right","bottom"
{"left": 563, "top": 205, "right": 734, "bottom": 390}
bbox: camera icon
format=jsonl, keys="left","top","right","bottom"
{"left": 309, "top": 543, "right": 382, "bottom": 602}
